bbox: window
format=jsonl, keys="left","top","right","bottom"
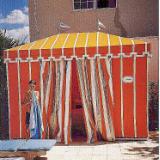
{"left": 97, "top": 0, "right": 108, "bottom": 8}
{"left": 74, "top": 0, "right": 94, "bottom": 10}
{"left": 73, "top": 0, "right": 116, "bottom": 10}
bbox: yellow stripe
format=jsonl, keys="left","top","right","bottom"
{"left": 22, "top": 42, "right": 36, "bottom": 50}
{"left": 64, "top": 33, "right": 77, "bottom": 48}
{"left": 121, "top": 37, "right": 132, "bottom": 45}
{"left": 109, "top": 34, "right": 120, "bottom": 46}
{"left": 133, "top": 39, "right": 145, "bottom": 45}
{"left": 8, "top": 45, "right": 23, "bottom": 51}
{"left": 99, "top": 32, "right": 108, "bottom": 47}
{"left": 30, "top": 38, "right": 47, "bottom": 49}
{"left": 75, "top": 32, "right": 87, "bottom": 48}
{"left": 54, "top": 33, "right": 68, "bottom": 48}
{"left": 87, "top": 32, "right": 97, "bottom": 47}
{"left": 43, "top": 35, "right": 57, "bottom": 49}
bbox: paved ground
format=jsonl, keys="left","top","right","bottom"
{"left": 41, "top": 132, "right": 159, "bottom": 160}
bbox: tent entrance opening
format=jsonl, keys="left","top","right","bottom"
{"left": 71, "top": 60, "right": 87, "bottom": 142}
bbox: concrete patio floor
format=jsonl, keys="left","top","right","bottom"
{"left": 41, "top": 132, "right": 159, "bottom": 160}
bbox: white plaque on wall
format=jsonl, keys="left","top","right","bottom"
{"left": 122, "top": 76, "right": 134, "bottom": 83}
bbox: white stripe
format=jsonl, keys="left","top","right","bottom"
{"left": 17, "top": 46, "right": 23, "bottom": 138}
{"left": 28, "top": 62, "right": 32, "bottom": 80}
{"left": 131, "top": 40, "right": 135, "bottom": 52}
{"left": 40, "top": 61, "right": 44, "bottom": 113}
{"left": 133, "top": 53, "right": 137, "bottom": 138}
{"left": 64, "top": 61, "right": 72, "bottom": 144}
{"left": 119, "top": 37, "right": 124, "bottom": 137}
{"left": 6, "top": 51, "right": 11, "bottom": 139}
{"left": 120, "top": 54, "right": 124, "bottom": 137}
{"left": 73, "top": 33, "right": 79, "bottom": 56}
{"left": 105, "top": 57, "right": 114, "bottom": 104}
{"left": 96, "top": 32, "right": 99, "bottom": 54}
{"left": 39, "top": 60, "right": 46, "bottom": 114}
{"left": 131, "top": 40, "right": 137, "bottom": 138}
{"left": 84, "top": 33, "right": 89, "bottom": 56}
{"left": 39, "top": 60, "right": 46, "bottom": 115}
{"left": 145, "top": 42, "right": 148, "bottom": 52}
{"left": 107, "top": 34, "right": 111, "bottom": 54}
{"left": 62, "top": 34, "right": 70, "bottom": 56}
{"left": 57, "top": 60, "right": 65, "bottom": 141}
{"left": 42, "top": 61, "right": 46, "bottom": 74}
{"left": 51, "top": 34, "right": 60, "bottom": 56}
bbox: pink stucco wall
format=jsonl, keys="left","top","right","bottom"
{"left": 28, "top": 0, "right": 158, "bottom": 41}
{"left": 135, "top": 37, "right": 158, "bottom": 83}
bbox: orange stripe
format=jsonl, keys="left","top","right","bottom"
{"left": 123, "top": 58, "right": 135, "bottom": 137}
{"left": 136, "top": 57, "right": 147, "bottom": 137}
{"left": 20, "top": 61, "right": 30, "bottom": 138}
{"left": 112, "top": 58, "right": 122, "bottom": 137}
{"left": 8, "top": 63, "right": 20, "bottom": 138}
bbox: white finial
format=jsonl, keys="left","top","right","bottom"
{"left": 59, "top": 21, "right": 71, "bottom": 31}
{"left": 97, "top": 19, "right": 106, "bottom": 31}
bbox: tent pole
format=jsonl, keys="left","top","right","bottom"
{"left": 133, "top": 53, "right": 137, "bottom": 138}
{"left": 17, "top": 47, "right": 23, "bottom": 138}
{"left": 131, "top": 40, "right": 137, "bottom": 138}
{"left": 119, "top": 36, "right": 124, "bottom": 138}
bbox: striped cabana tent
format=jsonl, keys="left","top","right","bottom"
{"left": 3, "top": 32, "right": 151, "bottom": 144}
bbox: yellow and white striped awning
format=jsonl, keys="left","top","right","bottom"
{"left": 4, "top": 32, "right": 150, "bottom": 61}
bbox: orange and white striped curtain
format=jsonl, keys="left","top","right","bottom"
{"left": 42, "top": 60, "right": 72, "bottom": 144}
{"left": 76, "top": 57, "right": 115, "bottom": 142}
{"left": 41, "top": 58, "right": 114, "bottom": 144}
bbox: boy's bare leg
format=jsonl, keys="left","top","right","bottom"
{"left": 26, "top": 127, "right": 30, "bottom": 140}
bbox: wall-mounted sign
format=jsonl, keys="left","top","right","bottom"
{"left": 123, "top": 76, "right": 134, "bottom": 83}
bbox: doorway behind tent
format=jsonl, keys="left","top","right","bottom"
{"left": 71, "top": 60, "right": 87, "bottom": 142}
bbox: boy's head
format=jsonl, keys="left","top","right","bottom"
{"left": 29, "top": 80, "right": 36, "bottom": 90}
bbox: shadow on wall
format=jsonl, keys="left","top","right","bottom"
{"left": 114, "top": 1, "right": 127, "bottom": 37}
{"left": 149, "top": 81, "right": 159, "bottom": 131}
